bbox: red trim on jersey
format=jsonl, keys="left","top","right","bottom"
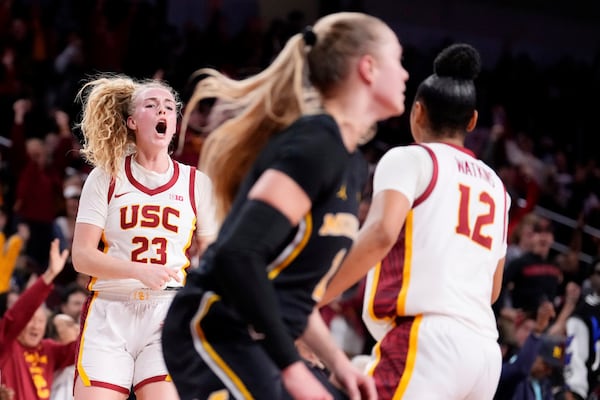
{"left": 133, "top": 375, "right": 170, "bottom": 392}
{"left": 124, "top": 155, "right": 180, "bottom": 195}
{"left": 107, "top": 176, "right": 116, "bottom": 203}
{"left": 89, "top": 381, "right": 130, "bottom": 394}
{"left": 413, "top": 144, "right": 438, "bottom": 207}
{"left": 437, "top": 142, "right": 476, "bottom": 157}
{"left": 189, "top": 166, "right": 197, "bottom": 216}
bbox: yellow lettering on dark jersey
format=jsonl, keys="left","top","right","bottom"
{"left": 318, "top": 213, "right": 359, "bottom": 239}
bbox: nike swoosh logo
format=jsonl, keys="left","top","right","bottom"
{"left": 114, "top": 192, "right": 132, "bottom": 198}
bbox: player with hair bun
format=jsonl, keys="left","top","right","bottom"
{"left": 322, "top": 43, "right": 510, "bottom": 399}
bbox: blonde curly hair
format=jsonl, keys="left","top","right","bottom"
{"left": 76, "top": 75, "right": 180, "bottom": 178}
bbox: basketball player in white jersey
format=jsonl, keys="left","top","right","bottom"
{"left": 71, "top": 76, "right": 218, "bottom": 400}
{"left": 321, "top": 43, "right": 510, "bottom": 399}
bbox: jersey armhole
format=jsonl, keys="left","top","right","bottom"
{"left": 413, "top": 144, "right": 438, "bottom": 207}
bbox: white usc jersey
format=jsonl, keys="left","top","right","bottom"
{"left": 363, "top": 143, "right": 510, "bottom": 341}
{"left": 78, "top": 155, "right": 203, "bottom": 292}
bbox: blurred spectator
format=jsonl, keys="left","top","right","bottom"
{"left": 13, "top": 136, "right": 62, "bottom": 272}
{"left": 496, "top": 301, "right": 558, "bottom": 399}
{"left": 506, "top": 212, "right": 541, "bottom": 266}
{"left": 48, "top": 110, "right": 89, "bottom": 179}
{"left": 10, "top": 103, "right": 78, "bottom": 274}
{"left": 538, "top": 148, "right": 574, "bottom": 216}
{"left": 5, "top": 98, "right": 31, "bottom": 191}
{"left": 512, "top": 334, "right": 566, "bottom": 399}
{"left": 53, "top": 183, "right": 80, "bottom": 253}
{"left": 0, "top": 215, "right": 28, "bottom": 296}
{"left": 566, "top": 160, "right": 600, "bottom": 221}
{"left": 74, "top": 271, "right": 90, "bottom": 291}
{"left": 51, "top": 32, "right": 85, "bottom": 115}
{"left": 0, "top": 239, "right": 73, "bottom": 400}
{"left": 56, "top": 282, "right": 87, "bottom": 323}
{"left": 0, "top": 42, "right": 28, "bottom": 130}
{"left": 173, "top": 92, "right": 215, "bottom": 167}
{"left": 553, "top": 282, "right": 583, "bottom": 339}
{"left": 564, "top": 258, "right": 600, "bottom": 399}
{"left": 501, "top": 217, "right": 562, "bottom": 318}
{"left": 48, "top": 313, "right": 79, "bottom": 400}
{"left": 480, "top": 106, "right": 544, "bottom": 239}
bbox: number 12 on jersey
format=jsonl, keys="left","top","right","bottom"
{"left": 455, "top": 184, "right": 495, "bottom": 250}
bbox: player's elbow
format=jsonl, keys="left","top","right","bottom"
{"left": 369, "top": 219, "right": 398, "bottom": 251}
{"left": 70, "top": 245, "right": 88, "bottom": 274}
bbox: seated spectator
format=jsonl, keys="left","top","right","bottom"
{"left": 0, "top": 239, "right": 74, "bottom": 400}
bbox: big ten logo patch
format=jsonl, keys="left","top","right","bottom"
{"left": 120, "top": 205, "right": 180, "bottom": 232}
{"left": 169, "top": 193, "right": 184, "bottom": 201}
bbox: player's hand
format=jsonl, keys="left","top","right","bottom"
{"left": 136, "top": 265, "right": 181, "bottom": 290}
{"left": 282, "top": 361, "right": 333, "bottom": 400}
{"left": 330, "top": 358, "right": 377, "bottom": 400}
{"left": 42, "top": 238, "right": 70, "bottom": 284}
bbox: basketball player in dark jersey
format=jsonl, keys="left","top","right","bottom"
{"left": 162, "top": 11, "right": 409, "bottom": 400}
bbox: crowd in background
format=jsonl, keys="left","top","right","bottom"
{"left": 1, "top": 0, "right": 600, "bottom": 399}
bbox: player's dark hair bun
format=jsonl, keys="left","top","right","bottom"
{"left": 433, "top": 43, "right": 481, "bottom": 81}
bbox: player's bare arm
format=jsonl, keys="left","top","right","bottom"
{"left": 72, "top": 222, "right": 180, "bottom": 290}
{"left": 320, "top": 189, "right": 410, "bottom": 305}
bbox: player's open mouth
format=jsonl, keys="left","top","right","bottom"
{"left": 156, "top": 121, "right": 167, "bottom": 134}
